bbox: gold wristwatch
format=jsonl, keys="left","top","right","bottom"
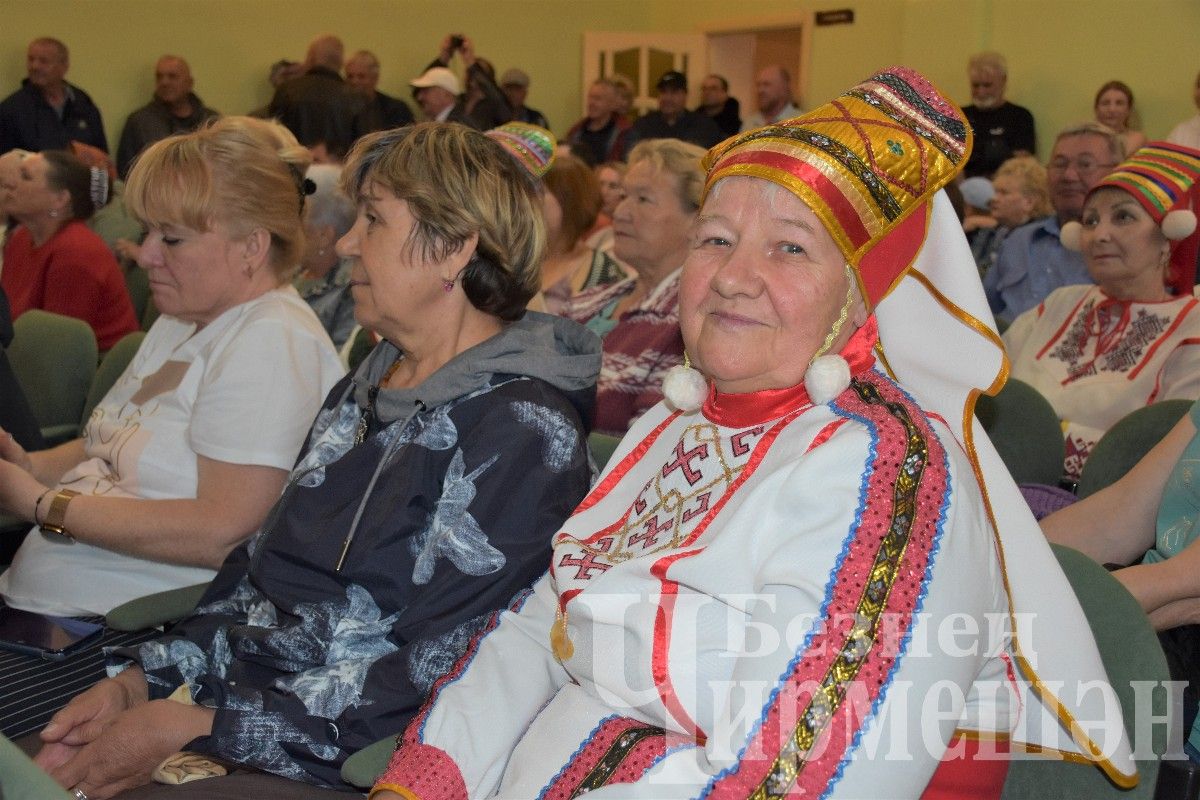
{"left": 40, "top": 489, "right": 80, "bottom": 543}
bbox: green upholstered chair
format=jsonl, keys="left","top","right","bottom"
{"left": 80, "top": 330, "right": 146, "bottom": 425}
{"left": 342, "top": 735, "right": 396, "bottom": 789}
{"left": 1077, "top": 400, "right": 1194, "bottom": 500}
{"left": 587, "top": 432, "right": 622, "bottom": 472}
{"left": 976, "top": 378, "right": 1065, "bottom": 486}
{"left": 1002, "top": 544, "right": 1172, "bottom": 799}
{"left": 122, "top": 262, "right": 152, "bottom": 324}
{"left": 140, "top": 296, "right": 160, "bottom": 331}
{"left": 104, "top": 581, "right": 211, "bottom": 632}
{"left": 7, "top": 310, "right": 98, "bottom": 445}
{"left": 0, "top": 732, "right": 72, "bottom": 799}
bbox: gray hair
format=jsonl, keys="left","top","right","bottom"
{"left": 1054, "top": 121, "right": 1126, "bottom": 163}
{"left": 305, "top": 164, "right": 356, "bottom": 238}
{"left": 968, "top": 52, "right": 1007, "bottom": 79}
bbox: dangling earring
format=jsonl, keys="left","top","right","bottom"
{"left": 804, "top": 264, "right": 856, "bottom": 404}
{"left": 662, "top": 351, "right": 707, "bottom": 412}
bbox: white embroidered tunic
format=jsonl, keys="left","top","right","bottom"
{"left": 1004, "top": 284, "right": 1200, "bottom": 480}
{"left": 377, "top": 344, "right": 1040, "bottom": 799}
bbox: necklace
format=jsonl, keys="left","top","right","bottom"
{"left": 354, "top": 358, "right": 404, "bottom": 445}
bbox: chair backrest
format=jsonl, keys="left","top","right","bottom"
{"left": 1002, "top": 544, "right": 1170, "bottom": 799}
{"left": 976, "top": 378, "right": 1065, "bottom": 486}
{"left": 122, "top": 263, "right": 152, "bottom": 324}
{"left": 588, "top": 432, "right": 622, "bottom": 472}
{"left": 1077, "top": 400, "right": 1194, "bottom": 499}
{"left": 7, "top": 310, "right": 98, "bottom": 443}
{"left": 0, "top": 732, "right": 72, "bottom": 799}
{"left": 81, "top": 330, "right": 146, "bottom": 425}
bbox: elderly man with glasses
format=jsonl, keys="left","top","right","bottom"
{"left": 984, "top": 123, "right": 1123, "bottom": 324}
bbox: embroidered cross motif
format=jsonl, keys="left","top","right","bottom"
{"left": 628, "top": 514, "right": 674, "bottom": 550}
{"left": 730, "top": 426, "right": 766, "bottom": 457}
{"left": 558, "top": 550, "right": 612, "bottom": 580}
{"left": 661, "top": 439, "right": 708, "bottom": 485}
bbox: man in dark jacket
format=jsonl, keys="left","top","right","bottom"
{"left": 0, "top": 37, "right": 107, "bottom": 154}
{"left": 269, "top": 35, "right": 374, "bottom": 161}
{"left": 695, "top": 73, "right": 740, "bottom": 138}
{"left": 627, "top": 70, "right": 723, "bottom": 151}
{"left": 345, "top": 50, "right": 414, "bottom": 132}
{"left": 116, "top": 55, "right": 219, "bottom": 178}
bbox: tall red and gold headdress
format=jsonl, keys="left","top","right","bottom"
{"left": 701, "top": 66, "right": 970, "bottom": 309}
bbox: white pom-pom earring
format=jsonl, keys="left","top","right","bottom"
{"left": 804, "top": 264, "right": 856, "bottom": 404}
{"left": 663, "top": 352, "right": 707, "bottom": 412}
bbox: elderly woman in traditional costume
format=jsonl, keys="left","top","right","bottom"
{"left": 1004, "top": 142, "right": 1200, "bottom": 482}
{"left": 371, "top": 69, "right": 1134, "bottom": 800}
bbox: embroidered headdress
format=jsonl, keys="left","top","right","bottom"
{"left": 485, "top": 122, "right": 556, "bottom": 179}
{"left": 701, "top": 66, "right": 970, "bottom": 309}
{"left": 1059, "top": 141, "right": 1200, "bottom": 291}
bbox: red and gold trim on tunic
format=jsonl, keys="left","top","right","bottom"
{"left": 702, "top": 373, "right": 949, "bottom": 799}
{"left": 539, "top": 715, "right": 698, "bottom": 800}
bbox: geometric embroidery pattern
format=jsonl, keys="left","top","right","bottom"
{"left": 1048, "top": 299, "right": 1171, "bottom": 383}
{"left": 556, "top": 422, "right": 765, "bottom": 571}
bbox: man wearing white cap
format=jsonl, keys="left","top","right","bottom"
{"left": 499, "top": 68, "right": 548, "bottom": 129}
{"left": 410, "top": 66, "right": 462, "bottom": 123}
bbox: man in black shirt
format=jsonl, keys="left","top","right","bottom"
{"left": 627, "top": 71, "right": 723, "bottom": 151}
{"left": 345, "top": 50, "right": 414, "bottom": 132}
{"left": 695, "top": 73, "right": 740, "bottom": 138}
{"left": 962, "top": 51, "right": 1036, "bottom": 178}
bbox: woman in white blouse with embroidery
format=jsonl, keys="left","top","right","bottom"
{"left": 1004, "top": 141, "right": 1200, "bottom": 483}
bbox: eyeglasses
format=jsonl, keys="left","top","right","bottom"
{"left": 1047, "top": 158, "right": 1117, "bottom": 176}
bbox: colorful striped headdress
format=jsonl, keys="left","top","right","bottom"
{"left": 1090, "top": 141, "right": 1200, "bottom": 239}
{"left": 701, "top": 66, "right": 971, "bottom": 309}
{"left": 1058, "top": 142, "right": 1200, "bottom": 289}
{"left": 485, "top": 122, "right": 556, "bottom": 179}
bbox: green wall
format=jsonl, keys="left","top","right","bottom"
{"left": 1, "top": 0, "right": 1197, "bottom": 158}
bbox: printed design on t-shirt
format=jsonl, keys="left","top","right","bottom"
{"left": 1048, "top": 300, "right": 1171, "bottom": 382}
{"left": 409, "top": 448, "right": 505, "bottom": 585}
{"left": 556, "top": 422, "right": 766, "bottom": 575}
{"left": 77, "top": 398, "right": 162, "bottom": 494}
{"left": 129, "top": 360, "right": 188, "bottom": 406}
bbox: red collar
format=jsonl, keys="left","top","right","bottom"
{"left": 702, "top": 318, "right": 879, "bottom": 427}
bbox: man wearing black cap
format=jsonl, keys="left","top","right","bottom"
{"left": 627, "top": 70, "right": 724, "bottom": 151}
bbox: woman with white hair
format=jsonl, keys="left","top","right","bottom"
{"left": 296, "top": 163, "right": 358, "bottom": 348}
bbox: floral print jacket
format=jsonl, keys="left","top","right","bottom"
{"left": 111, "top": 314, "right": 599, "bottom": 788}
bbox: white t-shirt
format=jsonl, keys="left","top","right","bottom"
{"left": 0, "top": 286, "right": 345, "bottom": 616}
{"left": 1168, "top": 114, "right": 1200, "bottom": 150}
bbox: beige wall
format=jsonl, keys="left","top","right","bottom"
{"left": 1, "top": 0, "right": 1197, "bottom": 161}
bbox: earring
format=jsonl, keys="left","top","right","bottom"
{"left": 662, "top": 352, "right": 707, "bottom": 412}
{"left": 442, "top": 278, "right": 455, "bottom": 292}
{"left": 48, "top": 209, "right": 58, "bottom": 219}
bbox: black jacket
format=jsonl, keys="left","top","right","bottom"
{"left": 0, "top": 79, "right": 107, "bottom": 154}
{"left": 269, "top": 67, "right": 374, "bottom": 159}
{"left": 114, "top": 313, "right": 601, "bottom": 788}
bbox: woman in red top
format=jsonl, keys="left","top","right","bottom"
{"left": 1, "top": 149, "right": 138, "bottom": 350}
